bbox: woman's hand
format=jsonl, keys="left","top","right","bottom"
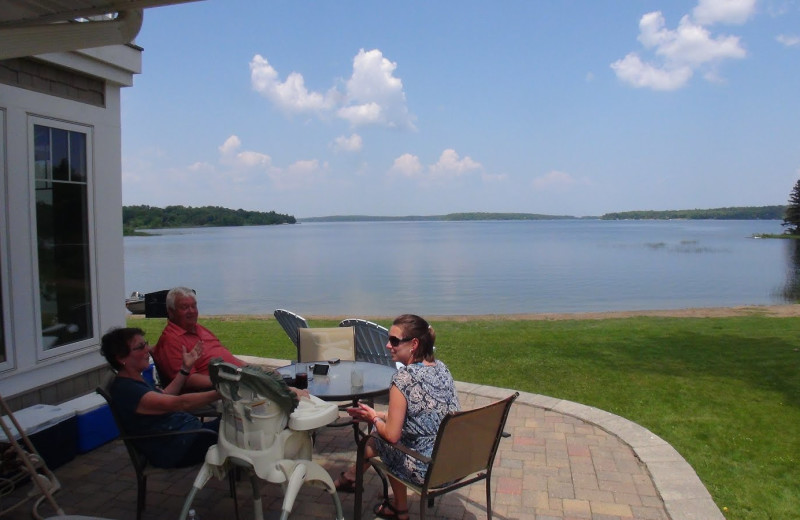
{"left": 181, "top": 341, "right": 203, "bottom": 371}
{"left": 347, "top": 402, "right": 377, "bottom": 423}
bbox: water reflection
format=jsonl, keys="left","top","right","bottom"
{"left": 781, "top": 239, "right": 800, "bottom": 302}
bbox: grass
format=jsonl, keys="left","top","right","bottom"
{"left": 129, "top": 314, "right": 800, "bottom": 520}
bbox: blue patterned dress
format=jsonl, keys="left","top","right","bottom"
{"left": 376, "top": 361, "right": 460, "bottom": 485}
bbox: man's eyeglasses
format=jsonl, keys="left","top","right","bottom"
{"left": 131, "top": 342, "right": 148, "bottom": 352}
{"left": 388, "top": 336, "right": 414, "bottom": 347}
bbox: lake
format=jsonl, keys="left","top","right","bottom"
{"left": 124, "top": 219, "right": 798, "bottom": 317}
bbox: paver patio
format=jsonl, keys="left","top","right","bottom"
{"left": 1, "top": 382, "right": 723, "bottom": 520}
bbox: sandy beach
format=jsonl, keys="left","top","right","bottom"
{"left": 128, "top": 304, "right": 800, "bottom": 322}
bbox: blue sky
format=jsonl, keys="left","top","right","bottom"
{"left": 121, "top": 0, "right": 800, "bottom": 218}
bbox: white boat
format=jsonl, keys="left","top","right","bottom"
{"left": 125, "top": 291, "right": 145, "bottom": 314}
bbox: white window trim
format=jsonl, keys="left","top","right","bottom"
{"left": 0, "top": 109, "right": 12, "bottom": 372}
{"left": 28, "top": 115, "right": 99, "bottom": 360}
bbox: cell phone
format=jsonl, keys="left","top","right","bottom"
{"left": 328, "top": 358, "right": 340, "bottom": 364}
{"left": 313, "top": 363, "right": 329, "bottom": 375}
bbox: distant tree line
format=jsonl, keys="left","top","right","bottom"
{"left": 123, "top": 205, "right": 295, "bottom": 234}
{"left": 601, "top": 206, "right": 786, "bottom": 221}
{"left": 300, "top": 212, "right": 580, "bottom": 223}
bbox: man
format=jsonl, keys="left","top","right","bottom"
{"left": 152, "top": 287, "right": 244, "bottom": 391}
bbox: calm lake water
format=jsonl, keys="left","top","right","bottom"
{"left": 124, "top": 219, "right": 798, "bottom": 317}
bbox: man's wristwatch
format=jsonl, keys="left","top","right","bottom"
{"left": 179, "top": 367, "right": 190, "bottom": 376}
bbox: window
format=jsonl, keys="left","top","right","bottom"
{"left": 32, "top": 119, "right": 94, "bottom": 351}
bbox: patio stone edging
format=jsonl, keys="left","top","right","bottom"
{"left": 454, "top": 381, "right": 725, "bottom": 520}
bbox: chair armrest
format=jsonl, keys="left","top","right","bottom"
{"left": 121, "top": 428, "right": 217, "bottom": 442}
{"left": 364, "top": 430, "right": 431, "bottom": 465}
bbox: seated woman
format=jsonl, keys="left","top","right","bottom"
{"left": 334, "top": 314, "right": 460, "bottom": 520}
{"left": 100, "top": 327, "right": 221, "bottom": 468}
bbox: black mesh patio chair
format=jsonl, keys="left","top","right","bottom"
{"left": 96, "top": 382, "right": 237, "bottom": 520}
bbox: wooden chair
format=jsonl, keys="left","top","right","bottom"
{"left": 96, "top": 383, "right": 237, "bottom": 520}
{"left": 338, "top": 318, "right": 397, "bottom": 368}
{"left": 354, "top": 392, "right": 519, "bottom": 520}
{"left": 273, "top": 309, "right": 308, "bottom": 349}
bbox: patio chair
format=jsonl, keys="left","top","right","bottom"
{"left": 296, "top": 326, "right": 355, "bottom": 363}
{"left": 354, "top": 392, "right": 519, "bottom": 520}
{"left": 96, "top": 382, "right": 237, "bottom": 520}
{"left": 273, "top": 309, "right": 308, "bottom": 349}
{"left": 338, "top": 318, "right": 397, "bottom": 368}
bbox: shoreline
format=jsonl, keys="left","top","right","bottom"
{"left": 128, "top": 304, "right": 800, "bottom": 322}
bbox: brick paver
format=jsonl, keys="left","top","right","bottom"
{"left": 1, "top": 383, "right": 723, "bottom": 520}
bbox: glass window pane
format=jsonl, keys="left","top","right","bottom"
{"left": 51, "top": 128, "right": 69, "bottom": 182}
{"left": 69, "top": 132, "right": 86, "bottom": 182}
{"left": 34, "top": 125, "right": 50, "bottom": 181}
{"left": 35, "top": 125, "right": 92, "bottom": 350}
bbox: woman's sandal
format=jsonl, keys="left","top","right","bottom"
{"left": 334, "top": 472, "right": 357, "bottom": 493}
{"left": 373, "top": 500, "right": 409, "bottom": 520}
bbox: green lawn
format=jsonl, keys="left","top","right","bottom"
{"left": 129, "top": 314, "right": 800, "bottom": 520}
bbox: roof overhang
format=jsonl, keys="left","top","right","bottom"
{"left": 0, "top": 1, "right": 199, "bottom": 60}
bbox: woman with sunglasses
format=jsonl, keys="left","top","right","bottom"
{"left": 100, "top": 327, "right": 221, "bottom": 468}
{"left": 334, "top": 314, "right": 460, "bottom": 520}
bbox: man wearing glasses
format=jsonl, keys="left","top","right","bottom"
{"left": 151, "top": 287, "right": 244, "bottom": 391}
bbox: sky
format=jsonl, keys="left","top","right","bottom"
{"left": 121, "top": 0, "right": 800, "bottom": 218}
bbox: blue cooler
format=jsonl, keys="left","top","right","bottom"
{"left": 61, "top": 393, "right": 119, "bottom": 453}
{"left": 0, "top": 404, "right": 77, "bottom": 469}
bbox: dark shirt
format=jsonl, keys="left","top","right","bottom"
{"left": 109, "top": 377, "right": 214, "bottom": 468}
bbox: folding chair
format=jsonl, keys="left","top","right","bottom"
{"left": 338, "top": 318, "right": 397, "bottom": 368}
{"left": 354, "top": 392, "right": 519, "bottom": 520}
{"left": 273, "top": 309, "right": 308, "bottom": 349}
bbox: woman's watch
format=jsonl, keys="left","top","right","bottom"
{"left": 179, "top": 367, "right": 190, "bottom": 376}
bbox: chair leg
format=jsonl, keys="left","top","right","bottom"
{"left": 136, "top": 473, "right": 147, "bottom": 520}
{"left": 485, "top": 480, "right": 492, "bottom": 520}
{"left": 229, "top": 470, "right": 239, "bottom": 520}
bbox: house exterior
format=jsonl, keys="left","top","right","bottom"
{"left": 0, "top": 1, "right": 195, "bottom": 411}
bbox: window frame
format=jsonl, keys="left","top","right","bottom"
{"left": 0, "top": 109, "right": 12, "bottom": 372}
{"left": 28, "top": 115, "right": 98, "bottom": 360}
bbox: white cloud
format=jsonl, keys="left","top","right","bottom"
{"left": 337, "top": 102, "right": 383, "bottom": 126}
{"left": 218, "top": 135, "right": 241, "bottom": 155}
{"left": 692, "top": 0, "right": 757, "bottom": 25}
{"left": 428, "top": 149, "right": 482, "bottom": 180}
{"left": 339, "top": 49, "right": 416, "bottom": 130}
{"left": 389, "top": 149, "right": 484, "bottom": 182}
{"left": 332, "top": 133, "right": 363, "bottom": 152}
{"left": 389, "top": 153, "right": 423, "bottom": 177}
{"left": 777, "top": 34, "right": 800, "bottom": 47}
{"left": 250, "top": 49, "right": 415, "bottom": 129}
{"left": 218, "top": 134, "right": 272, "bottom": 170}
{"left": 250, "top": 55, "right": 337, "bottom": 113}
{"left": 531, "top": 170, "right": 578, "bottom": 191}
{"left": 611, "top": 53, "right": 693, "bottom": 90}
{"left": 611, "top": 10, "right": 748, "bottom": 90}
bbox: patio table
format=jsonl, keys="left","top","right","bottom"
{"left": 276, "top": 360, "right": 396, "bottom": 402}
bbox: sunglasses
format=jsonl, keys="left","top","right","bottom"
{"left": 388, "top": 336, "right": 414, "bottom": 347}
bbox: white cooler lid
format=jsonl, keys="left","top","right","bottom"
{"left": 0, "top": 404, "right": 76, "bottom": 442}
{"left": 61, "top": 393, "right": 107, "bottom": 414}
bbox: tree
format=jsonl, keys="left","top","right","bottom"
{"left": 783, "top": 180, "right": 800, "bottom": 234}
